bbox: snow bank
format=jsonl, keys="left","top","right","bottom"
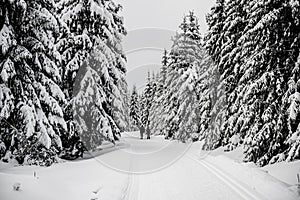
{"left": 193, "top": 142, "right": 300, "bottom": 200}
{"left": 0, "top": 140, "right": 131, "bottom": 200}
{"left": 0, "top": 159, "right": 128, "bottom": 200}
{"left": 262, "top": 160, "right": 300, "bottom": 186}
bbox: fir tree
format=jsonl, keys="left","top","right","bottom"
{"left": 0, "top": 0, "right": 66, "bottom": 165}
{"left": 238, "top": 0, "right": 299, "bottom": 165}
{"left": 205, "top": 0, "right": 226, "bottom": 64}
{"left": 141, "top": 72, "right": 154, "bottom": 129}
{"left": 149, "top": 50, "right": 169, "bottom": 135}
{"left": 217, "top": 0, "right": 247, "bottom": 148}
{"left": 283, "top": 0, "right": 300, "bottom": 162}
{"left": 159, "top": 11, "right": 203, "bottom": 141}
{"left": 129, "top": 85, "right": 140, "bottom": 129}
{"left": 205, "top": 0, "right": 300, "bottom": 165}
{"left": 0, "top": 0, "right": 128, "bottom": 164}
{"left": 57, "top": 0, "right": 127, "bottom": 150}
{"left": 285, "top": 83, "right": 300, "bottom": 161}
{"left": 113, "top": 78, "right": 130, "bottom": 132}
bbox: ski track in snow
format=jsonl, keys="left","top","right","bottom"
{"left": 125, "top": 152, "right": 243, "bottom": 200}
{"left": 120, "top": 132, "right": 257, "bottom": 200}
{"left": 186, "top": 154, "right": 264, "bottom": 200}
{"left": 0, "top": 132, "right": 298, "bottom": 200}
{"left": 123, "top": 149, "right": 139, "bottom": 200}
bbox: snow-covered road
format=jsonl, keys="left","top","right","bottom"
{"left": 0, "top": 132, "right": 298, "bottom": 200}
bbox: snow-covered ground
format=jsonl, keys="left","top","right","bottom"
{"left": 0, "top": 132, "right": 299, "bottom": 200}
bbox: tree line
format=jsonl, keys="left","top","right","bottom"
{"left": 131, "top": 0, "right": 300, "bottom": 166}
{"left": 0, "top": 0, "right": 129, "bottom": 166}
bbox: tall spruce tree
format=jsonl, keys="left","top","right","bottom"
{"left": 57, "top": 0, "right": 127, "bottom": 150}
{"left": 141, "top": 72, "right": 154, "bottom": 129}
{"left": 159, "top": 11, "right": 203, "bottom": 141}
{"left": 205, "top": 0, "right": 300, "bottom": 165}
{"left": 216, "top": 0, "right": 247, "bottom": 148}
{"left": 283, "top": 0, "right": 300, "bottom": 162}
{"left": 113, "top": 78, "right": 130, "bottom": 132}
{"left": 0, "top": 0, "right": 128, "bottom": 164}
{"left": 0, "top": 0, "right": 66, "bottom": 165}
{"left": 205, "top": 0, "right": 226, "bottom": 64}
{"left": 129, "top": 85, "right": 140, "bottom": 129}
{"left": 194, "top": 53, "right": 216, "bottom": 143}
{"left": 238, "top": 0, "right": 299, "bottom": 165}
{"left": 149, "top": 50, "right": 169, "bottom": 135}
{"left": 204, "top": 0, "right": 228, "bottom": 148}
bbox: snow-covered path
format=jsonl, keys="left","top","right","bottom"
{"left": 118, "top": 132, "right": 259, "bottom": 200}
{"left": 0, "top": 132, "right": 298, "bottom": 200}
{"left": 124, "top": 154, "right": 243, "bottom": 200}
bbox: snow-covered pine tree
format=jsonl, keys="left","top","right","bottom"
{"left": 125, "top": 86, "right": 135, "bottom": 130}
{"left": 149, "top": 50, "right": 169, "bottom": 135}
{"left": 129, "top": 85, "right": 140, "bottom": 129}
{"left": 204, "top": 0, "right": 248, "bottom": 150}
{"left": 160, "top": 11, "right": 203, "bottom": 141}
{"left": 204, "top": 0, "right": 229, "bottom": 148}
{"left": 113, "top": 77, "right": 130, "bottom": 132}
{"left": 141, "top": 72, "right": 154, "bottom": 129}
{"left": 0, "top": 0, "right": 66, "bottom": 165}
{"left": 270, "top": 0, "right": 300, "bottom": 163}
{"left": 284, "top": 55, "right": 300, "bottom": 162}
{"left": 205, "top": 0, "right": 226, "bottom": 64}
{"left": 200, "top": 64, "right": 226, "bottom": 150}
{"left": 239, "top": 0, "right": 299, "bottom": 166}
{"left": 194, "top": 53, "right": 216, "bottom": 142}
{"left": 151, "top": 72, "right": 157, "bottom": 96}
{"left": 147, "top": 72, "right": 159, "bottom": 134}
{"left": 204, "top": 0, "right": 300, "bottom": 165}
{"left": 158, "top": 49, "right": 169, "bottom": 94}
{"left": 215, "top": 0, "right": 248, "bottom": 150}
{"left": 72, "top": 49, "right": 118, "bottom": 149}
{"left": 57, "top": 0, "right": 127, "bottom": 150}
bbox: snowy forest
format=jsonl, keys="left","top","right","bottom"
{"left": 130, "top": 1, "right": 300, "bottom": 167}
{"left": 1, "top": 0, "right": 300, "bottom": 169}
{"left": 0, "top": 0, "right": 129, "bottom": 166}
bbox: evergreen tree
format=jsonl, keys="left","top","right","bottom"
{"left": 284, "top": 54, "right": 300, "bottom": 161}
{"left": 217, "top": 0, "right": 247, "bottom": 148}
{"left": 72, "top": 48, "right": 121, "bottom": 149}
{"left": 0, "top": 0, "right": 66, "bottom": 165}
{"left": 205, "top": 0, "right": 248, "bottom": 150}
{"left": 205, "top": 0, "right": 226, "bottom": 64}
{"left": 141, "top": 72, "right": 154, "bottom": 129}
{"left": 283, "top": 0, "right": 300, "bottom": 162}
{"left": 113, "top": 78, "right": 130, "bottom": 132}
{"left": 205, "top": 0, "right": 300, "bottom": 165}
{"left": 238, "top": 0, "right": 299, "bottom": 165}
{"left": 129, "top": 85, "right": 140, "bottom": 129}
{"left": 57, "top": 0, "right": 127, "bottom": 150}
{"left": 0, "top": 0, "right": 128, "bottom": 164}
{"left": 159, "top": 11, "right": 203, "bottom": 141}
{"left": 149, "top": 50, "right": 169, "bottom": 135}
{"left": 194, "top": 53, "right": 216, "bottom": 143}
{"left": 200, "top": 64, "right": 225, "bottom": 150}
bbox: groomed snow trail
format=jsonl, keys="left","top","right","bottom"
{"left": 0, "top": 132, "right": 297, "bottom": 200}
{"left": 186, "top": 155, "right": 262, "bottom": 200}
{"left": 119, "top": 132, "right": 261, "bottom": 200}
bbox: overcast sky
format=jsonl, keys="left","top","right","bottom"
{"left": 115, "top": 0, "right": 216, "bottom": 91}
{"left": 116, "top": 0, "right": 215, "bottom": 31}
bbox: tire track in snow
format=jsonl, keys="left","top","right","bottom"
{"left": 187, "top": 154, "right": 265, "bottom": 200}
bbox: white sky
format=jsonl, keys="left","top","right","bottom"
{"left": 115, "top": 0, "right": 216, "bottom": 91}
{"left": 116, "top": 0, "right": 215, "bottom": 31}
